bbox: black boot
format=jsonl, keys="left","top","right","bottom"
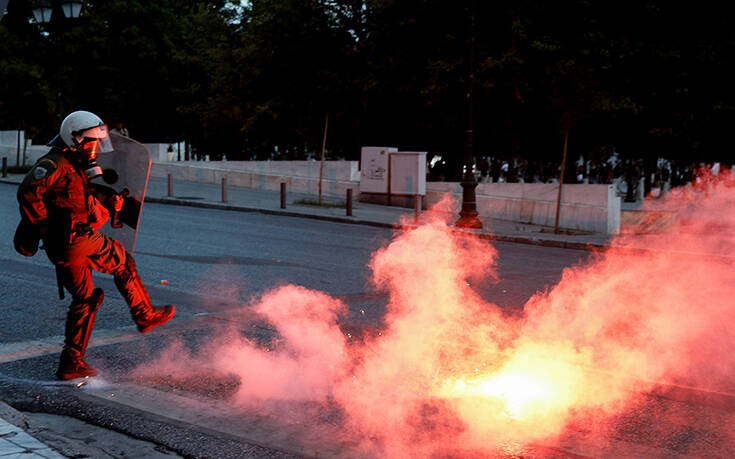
{"left": 114, "top": 253, "right": 175, "bottom": 333}
{"left": 57, "top": 353, "right": 98, "bottom": 380}
{"left": 134, "top": 304, "right": 176, "bottom": 333}
{"left": 56, "top": 288, "right": 103, "bottom": 380}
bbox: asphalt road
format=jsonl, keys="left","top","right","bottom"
{"left": 0, "top": 181, "right": 589, "bottom": 344}
{"left": 2, "top": 181, "right": 732, "bottom": 458}
{"left": 0, "top": 181, "right": 593, "bottom": 456}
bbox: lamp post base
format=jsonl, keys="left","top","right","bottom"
{"left": 455, "top": 175, "right": 483, "bottom": 229}
{"left": 456, "top": 212, "right": 482, "bottom": 228}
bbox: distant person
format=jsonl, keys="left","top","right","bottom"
{"left": 15, "top": 110, "right": 175, "bottom": 380}
{"left": 491, "top": 158, "right": 500, "bottom": 183}
{"left": 111, "top": 122, "right": 129, "bottom": 137}
{"left": 478, "top": 157, "right": 489, "bottom": 182}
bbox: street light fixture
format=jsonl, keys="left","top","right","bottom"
{"left": 32, "top": 0, "right": 82, "bottom": 24}
{"left": 32, "top": 0, "right": 53, "bottom": 24}
{"left": 61, "top": 0, "right": 82, "bottom": 19}
{"left": 30, "top": 0, "right": 83, "bottom": 123}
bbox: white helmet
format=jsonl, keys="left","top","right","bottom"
{"left": 57, "top": 110, "right": 114, "bottom": 178}
{"left": 59, "top": 111, "right": 111, "bottom": 147}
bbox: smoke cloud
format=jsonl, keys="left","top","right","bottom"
{"left": 136, "top": 174, "right": 735, "bottom": 456}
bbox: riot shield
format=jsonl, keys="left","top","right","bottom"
{"left": 93, "top": 132, "right": 151, "bottom": 253}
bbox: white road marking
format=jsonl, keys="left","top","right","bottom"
{"left": 0, "top": 315, "right": 225, "bottom": 363}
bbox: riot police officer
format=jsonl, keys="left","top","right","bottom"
{"left": 16, "top": 110, "right": 175, "bottom": 380}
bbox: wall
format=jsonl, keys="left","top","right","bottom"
{"left": 0, "top": 130, "right": 29, "bottom": 166}
{"left": 151, "top": 161, "right": 620, "bottom": 234}
{"left": 0, "top": 130, "right": 24, "bottom": 147}
{"left": 183, "top": 160, "right": 361, "bottom": 182}
{"left": 151, "top": 161, "right": 359, "bottom": 199}
{"left": 426, "top": 182, "right": 620, "bottom": 234}
{"left": 0, "top": 144, "right": 48, "bottom": 167}
{"left": 145, "top": 144, "right": 172, "bottom": 162}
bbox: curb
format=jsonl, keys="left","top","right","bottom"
{"left": 146, "top": 196, "right": 403, "bottom": 231}
{"left": 6, "top": 180, "right": 733, "bottom": 260}
{"left": 0, "top": 399, "right": 28, "bottom": 429}
{"left": 147, "top": 197, "right": 606, "bottom": 252}
{"left": 1, "top": 179, "right": 612, "bottom": 251}
{"left": 477, "top": 233, "right": 606, "bottom": 252}
{"left": 145, "top": 197, "right": 735, "bottom": 261}
{"left": 649, "top": 382, "right": 735, "bottom": 412}
{"left": 0, "top": 372, "right": 296, "bottom": 459}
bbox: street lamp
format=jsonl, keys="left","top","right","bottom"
{"left": 455, "top": 0, "right": 482, "bottom": 229}
{"left": 31, "top": 0, "right": 52, "bottom": 23}
{"left": 31, "top": 0, "right": 83, "bottom": 123}
{"left": 61, "top": 0, "right": 82, "bottom": 18}
{"left": 32, "top": 0, "right": 82, "bottom": 24}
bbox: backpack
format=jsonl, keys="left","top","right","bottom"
{"left": 14, "top": 218, "right": 41, "bottom": 257}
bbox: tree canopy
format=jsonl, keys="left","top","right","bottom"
{"left": 1, "top": 0, "right": 733, "bottom": 167}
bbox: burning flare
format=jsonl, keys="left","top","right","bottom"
{"left": 139, "top": 172, "right": 735, "bottom": 457}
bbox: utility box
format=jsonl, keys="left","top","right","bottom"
{"left": 359, "top": 147, "right": 426, "bottom": 208}
{"left": 360, "top": 146, "right": 395, "bottom": 194}
{"left": 390, "top": 152, "right": 426, "bottom": 196}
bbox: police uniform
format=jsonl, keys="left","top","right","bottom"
{"left": 18, "top": 142, "right": 174, "bottom": 380}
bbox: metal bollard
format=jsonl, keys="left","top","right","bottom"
{"left": 1, "top": 157, "right": 6, "bottom": 178}
{"left": 346, "top": 189, "right": 353, "bottom": 216}
{"left": 414, "top": 194, "right": 422, "bottom": 223}
{"left": 221, "top": 177, "right": 227, "bottom": 203}
{"left": 167, "top": 174, "right": 173, "bottom": 197}
{"left": 280, "top": 182, "right": 287, "bottom": 209}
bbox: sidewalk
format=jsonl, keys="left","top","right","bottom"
{"left": 0, "top": 171, "right": 695, "bottom": 253}
{"left": 0, "top": 399, "right": 181, "bottom": 458}
{"left": 144, "top": 175, "right": 614, "bottom": 251}
{"left": 0, "top": 404, "right": 63, "bottom": 458}
{"left": 139, "top": 177, "right": 735, "bottom": 258}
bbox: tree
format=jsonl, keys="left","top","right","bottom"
{"left": 0, "top": 1, "right": 54, "bottom": 150}
{"left": 2, "top": 0, "right": 733, "bottom": 168}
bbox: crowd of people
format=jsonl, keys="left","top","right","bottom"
{"left": 429, "top": 154, "right": 721, "bottom": 190}
{"left": 424, "top": 153, "right": 735, "bottom": 203}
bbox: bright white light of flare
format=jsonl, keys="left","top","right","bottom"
{"left": 443, "top": 369, "right": 559, "bottom": 420}
{"left": 477, "top": 372, "right": 553, "bottom": 418}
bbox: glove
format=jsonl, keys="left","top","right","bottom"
{"left": 87, "top": 195, "right": 110, "bottom": 230}
{"left": 111, "top": 194, "right": 124, "bottom": 212}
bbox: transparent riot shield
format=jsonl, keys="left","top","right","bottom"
{"left": 92, "top": 132, "right": 151, "bottom": 253}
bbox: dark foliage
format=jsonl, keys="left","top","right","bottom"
{"left": 1, "top": 0, "right": 733, "bottom": 167}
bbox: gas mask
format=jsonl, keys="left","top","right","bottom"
{"left": 72, "top": 125, "right": 113, "bottom": 179}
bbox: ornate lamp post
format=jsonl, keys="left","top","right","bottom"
{"left": 456, "top": 0, "right": 482, "bottom": 229}
{"left": 31, "top": 0, "right": 83, "bottom": 122}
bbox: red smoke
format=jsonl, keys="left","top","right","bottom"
{"left": 211, "top": 285, "right": 348, "bottom": 402}
{"left": 137, "top": 173, "right": 735, "bottom": 456}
